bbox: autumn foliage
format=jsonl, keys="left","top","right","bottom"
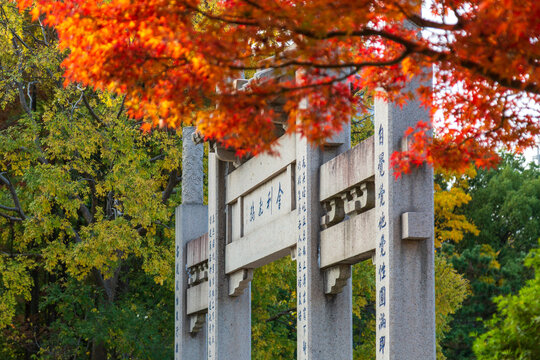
{"left": 19, "top": 0, "right": 540, "bottom": 172}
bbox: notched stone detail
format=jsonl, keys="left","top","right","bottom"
{"left": 188, "top": 261, "right": 209, "bottom": 287}
{"left": 320, "top": 181, "right": 375, "bottom": 229}
{"left": 189, "top": 313, "right": 206, "bottom": 334}
{"left": 185, "top": 234, "right": 209, "bottom": 334}
{"left": 228, "top": 269, "right": 253, "bottom": 297}
{"left": 324, "top": 265, "right": 351, "bottom": 295}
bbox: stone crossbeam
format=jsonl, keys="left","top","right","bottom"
{"left": 320, "top": 209, "right": 376, "bottom": 268}
{"left": 225, "top": 212, "right": 296, "bottom": 274}
{"left": 226, "top": 135, "right": 296, "bottom": 204}
{"left": 319, "top": 136, "right": 374, "bottom": 202}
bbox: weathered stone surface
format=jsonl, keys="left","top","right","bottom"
{"left": 226, "top": 134, "right": 296, "bottom": 204}
{"left": 324, "top": 265, "right": 351, "bottom": 295}
{"left": 186, "top": 281, "right": 209, "bottom": 315}
{"left": 295, "top": 75, "right": 352, "bottom": 358}
{"left": 175, "top": 127, "right": 207, "bottom": 359}
{"left": 319, "top": 209, "right": 376, "bottom": 268}
{"left": 401, "top": 212, "right": 431, "bottom": 240}
{"left": 225, "top": 212, "right": 296, "bottom": 274}
{"left": 186, "top": 233, "right": 208, "bottom": 268}
{"left": 175, "top": 204, "right": 208, "bottom": 360}
{"left": 374, "top": 77, "right": 436, "bottom": 360}
{"left": 228, "top": 269, "right": 253, "bottom": 296}
{"left": 181, "top": 127, "right": 204, "bottom": 204}
{"left": 319, "top": 136, "right": 374, "bottom": 202}
{"left": 207, "top": 154, "right": 251, "bottom": 360}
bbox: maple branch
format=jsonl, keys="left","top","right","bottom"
{"left": 286, "top": 26, "right": 540, "bottom": 94}
{"left": 223, "top": 47, "right": 411, "bottom": 72}
{"left": 406, "top": 14, "right": 464, "bottom": 31}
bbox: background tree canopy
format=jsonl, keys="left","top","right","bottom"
{"left": 0, "top": 2, "right": 181, "bottom": 358}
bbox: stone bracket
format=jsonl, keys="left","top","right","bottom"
{"left": 401, "top": 212, "right": 431, "bottom": 240}
{"left": 320, "top": 197, "right": 345, "bottom": 229}
{"left": 321, "top": 181, "right": 375, "bottom": 229}
{"left": 324, "top": 265, "right": 351, "bottom": 295}
{"left": 188, "top": 261, "right": 208, "bottom": 287}
{"left": 343, "top": 181, "right": 375, "bottom": 216}
{"left": 228, "top": 269, "right": 253, "bottom": 297}
{"left": 189, "top": 313, "right": 206, "bottom": 334}
{"left": 290, "top": 245, "right": 297, "bottom": 261}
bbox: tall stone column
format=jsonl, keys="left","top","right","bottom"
{"left": 295, "top": 69, "right": 353, "bottom": 360}
{"left": 374, "top": 77, "right": 436, "bottom": 359}
{"left": 207, "top": 153, "right": 251, "bottom": 360}
{"left": 175, "top": 127, "right": 207, "bottom": 360}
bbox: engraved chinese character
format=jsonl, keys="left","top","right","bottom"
{"left": 250, "top": 201, "right": 255, "bottom": 222}
{"left": 378, "top": 124, "right": 384, "bottom": 145}
{"left": 379, "top": 335, "right": 386, "bottom": 354}
{"left": 267, "top": 188, "right": 273, "bottom": 211}
{"left": 378, "top": 312, "right": 386, "bottom": 330}
{"left": 258, "top": 197, "right": 264, "bottom": 216}
{"left": 378, "top": 152, "right": 385, "bottom": 177}
{"left": 379, "top": 263, "right": 386, "bottom": 281}
{"left": 378, "top": 183, "right": 385, "bottom": 207}
{"left": 379, "top": 234, "right": 386, "bottom": 256}
{"left": 379, "top": 286, "right": 386, "bottom": 307}
{"left": 378, "top": 213, "right": 387, "bottom": 230}
{"left": 276, "top": 182, "right": 284, "bottom": 210}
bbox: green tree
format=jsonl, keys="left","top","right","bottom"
{"left": 0, "top": 2, "right": 182, "bottom": 358}
{"left": 472, "top": 241, "right": 540, "bottom": 360}
{"left": 442, "top": 156, "right": 540, "bottom": 359}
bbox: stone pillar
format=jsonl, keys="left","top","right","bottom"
{"left": 374, "top": 77, "right": 436, "bottom": 359}
{"left": 175, "top": 127, "right": 207, "bottom": 360}
{"left": 207, "top": 153, "right": 251, "bottom": 360}
{"left": 295, "top": 69, "right": 353, "bottom": 360}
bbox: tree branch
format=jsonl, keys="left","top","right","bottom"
{"left": 265, "top": 307, "right": 296, "bottom": 323}
{"left": 117, "top": 95, "right": 126, "bottom": 119}
{"left": 162, "top": 168, "right": 181, "bottom": 204}
{"left": 1, "top": 251, "right": 42, "bottom": 258}
{"left": 82, "top": 92, "right": 104, "bottom": 124}
{"left": 0, "top": 172, "right": 26, "bottom": 220}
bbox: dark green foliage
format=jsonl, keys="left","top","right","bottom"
{"left": 473, "top": 242, "right": 540, "bottom": 360}
{"left": 441, "top": 155, "right": 540, "bottom": 359}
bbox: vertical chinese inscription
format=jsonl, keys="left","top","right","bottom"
{"left": 376, "top": 122, "right": 389, "bottom": 360}
{"left": 208, "top": 211, "right": 216, "bottom": 359}
{"left": 175, "top": 243, "right": 180, "bottom": 358}
{"left": 296, "top": 155, "right": 308, "bottom": 359}
{"left": 207, "top": 154, "right": 218, "bottom": 360}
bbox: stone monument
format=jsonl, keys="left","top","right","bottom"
{"left": 175, "top": 69, "right": 435, "bottom": 360}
